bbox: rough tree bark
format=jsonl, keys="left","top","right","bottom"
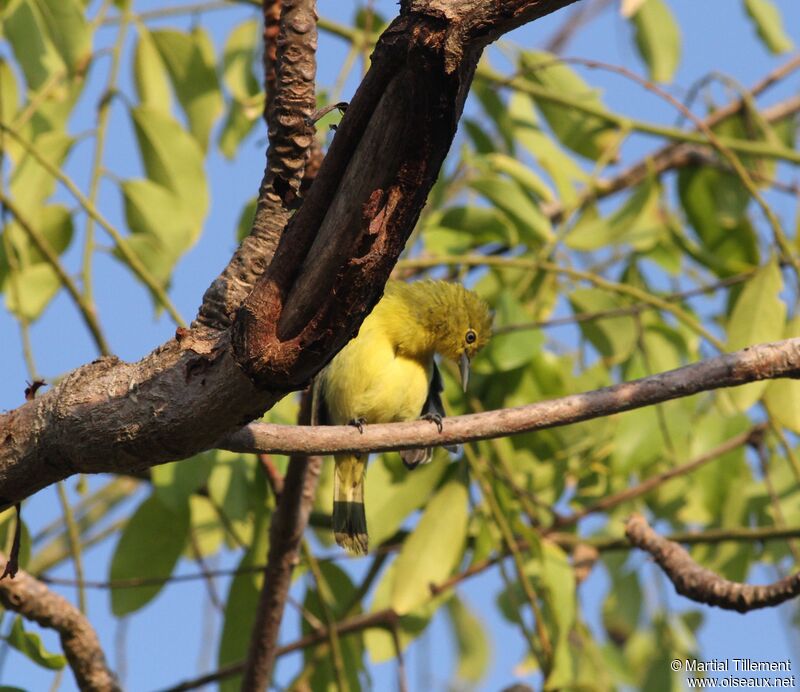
{"left": 0, "top": 0, "right": 580, "bottom": 508}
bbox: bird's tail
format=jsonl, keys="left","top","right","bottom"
{"left": 333, "top": 454, "right": 368, "bottom": 555}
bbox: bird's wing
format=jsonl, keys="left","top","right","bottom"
{"left": 399, "top": 362, "right": 458, "bottom": 469}
{"left": 310, "top": 372, "right": 331, "bottom": 426}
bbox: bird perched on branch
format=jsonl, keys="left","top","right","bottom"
{"left": 314, "top": 280, "right": 491, "bottom": 554}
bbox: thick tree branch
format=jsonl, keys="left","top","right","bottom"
{"left": 625, "top": 514, "right": 800, "bottom": 612}
{"left": 231, "top": 0, "right": 580, "bottom": 390}
{"left": 220, "top": 338, "right": 800, "bottom": 457}
{"left": 195, "top": 0, "right": 318, "bottom": 329}
{"left": 0, "top": 553, "right": 119, "bottom": 691}
{"left": 0, "top": 0, "right": 587, "bottom": 509}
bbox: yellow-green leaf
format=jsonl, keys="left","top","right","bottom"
{"left": 3, "top": 262, "right": 61, "bottom": 320}
{"left": 726, "top": 258, "right": 786, "bottom": 410}
{"left": 764, "top": 316, "right": 800, "bottom": 432}
{"left": 33, "top": 0, "right": 92, "bottom": 75}
{"left": 133, "top": 27, "right": 172, "bottom": 113}
{"left": 109, "top": 494, "right": 190, "bottom": 616}
{"left": 519, "top": 50, "right": 617, "bottom": 161}
{"left": 6, "top": 617, "right": 66, "bottom": 670}
{"left": 151, "top": 28, "right": 223, "bottom": 152}
{"left": 129, "top": 105, "right": 209, "bottom": 234}
{"left": 3, "top": 0, "right": 63, "bottom": 90}
{"left": 9, "top": 131, "right": 73, "bottom": 215}
{"left": 447, "top": 597, "right": 491, "bottom": 683}
{"left": 365, "top": 454, "right": 448, "bottom": 549}
{"left": 631, "top": 0, "right": 681, "bottom": 83}
{"left": 390, "top": 475, "right": 468, "bottom": 615}
{"left": 222, "top": 19, "right": 260, "bottom": 101}
{"left": 744, "top": 0, "right": 794, "bottom": 54}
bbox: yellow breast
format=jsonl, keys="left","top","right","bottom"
{"left": 321, "top": 316, "right": 432, "bottom": 426}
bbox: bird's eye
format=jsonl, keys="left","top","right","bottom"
{"left": 465, "top": 329, "right": 477, "bottom": 344}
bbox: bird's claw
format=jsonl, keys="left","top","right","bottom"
{"left": 348, "top": 417, "right": 367, "bottom": 434}
{"left": 422, "top": 412, "right": 443, "bottom": 433}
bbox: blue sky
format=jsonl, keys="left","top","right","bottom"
{"left": 2, "top": 0, "right": 800, "bottom": 689}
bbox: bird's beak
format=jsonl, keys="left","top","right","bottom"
{"left": 459, "top": 351, "right": 470, "bottom": 392}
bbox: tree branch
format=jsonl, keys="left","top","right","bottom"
{"left": 241, "top": 392, "right": 323, "bottom": 689}
{"left": 0, "top": 553, "right": 120, "bottom": 691}
{"left": 220, "top": 338, "right": 800, "bottom": 457}
{"left": 625, "top": 514, "right": 800, "bottom": 612}
{"left": 195, "top": 0, "right": 318, "bottom": 329}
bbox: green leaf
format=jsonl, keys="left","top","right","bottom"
{"left": 631, "top": 0, "right": 681, "bottom": 83}
{"left": 390, "top": 474, "right": 468, "bottom": 615}
{"left": 152, "top": 452, "right": 215, "bottom": 513}
{"left": 222, "top": 19, "right": 260, "bottom": 101}
{"left": 677, "top": 167, "right": 759, "bottom": 276}
{"left": 218, "top": 519, "right": 268, "bottom": 692}
{"left": 0, "top": 58, "right": 20, "bottom": 121}
{"left": 602, "top": 563, "right": 642, "bottom": 645}
{"left": 568, "top": 288, "right": 638, "bottom": 365}
{"left": 519, "top": 50, "right": 617, "bottom": 161}
{"left": 109, "top": 494, "right": 190, "bottom": 616}
{"left": 133, "top": 27, "right": 172, "bottom": 114}
{"left": 365, "top": 560, "right": 434, "bottom": 663}
{"left": 446, "top": 597, "right": 490, "bottom": 683}
{"left": 726, "top": 258, "right": 786, "bottom": 411}
{"left": 188, "top": 494, "right": 225, "bottom": 557}
{"left": 744, "top": 0, "right": 794, "bottom": 54}
{"left": 469, "top": 175, "right": 552, "bottom": 243}
{"left": 129, "top": 105, "right": 209, "bottom": 233}
{"left": 542, "top": 541, "right": 577, "bottom": 689}
{"left": 481, "top": 152, "right": 555, "bottom": 202}
{"left": 33, "top": 0, "right": 92, "bottom": 75}
{"left": 3, "top": 262, "right": 61, "bottom": 320}
{"left": 567, "top": 177, "right": 664, "bottom": 251}
{"left": 475, "top": 290, "right": 544, "bottom": 373}
{"left": 302, "top": 562, "right": 365, "bottom": 692}
{"left": 6, "top": 617, "right": 66, "bottom": 670}
{"left": 507, "top": 91, "right": 587, "bottom": 206}
{"left": 3, "top": 0, "right": 64, "bottom": 90}
{"left": 151, "top": 28, "right": 223, "bottom": 152}
{"left": 9, "top": 131, "right": 73, "bottom": 215}
{"left": 364, "top": 454, "right": 449, "bottom": 549}
{"left": 764, "top": 316, "right": 800, "bottom": 433}
{"left": 121, "top": 178, "right": 194, "bottom": 257}
{"left": 217, "top": 97, "right": 261, "bottom": 159}
{"left": 424, "top": 205, "right": 515, "bottom": 251}
{"left": 208, "top": 451, "right": 256, "bottom": 545}
{"left": 3, "top": 204, "right": 73, "bottom": 267}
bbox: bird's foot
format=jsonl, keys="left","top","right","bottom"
{"left": 348, "top": 417, "right": 367, "bottom": 434}
{"left": 421, "top": 412, "right": 443, "bottom": 433}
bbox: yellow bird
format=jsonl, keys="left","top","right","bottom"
{"left": 315, "top": 280, "right": 491, "bottom": 554}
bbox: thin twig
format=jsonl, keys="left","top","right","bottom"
{"left": 0, "top": 123, "right": 185, "bottom": 325}
{"left": 552, "top": 426, "right": 765, "bottom": 528}
{"left": 55, "top": 483, "right": 87, "bottom": 614}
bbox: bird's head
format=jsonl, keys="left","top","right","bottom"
{"left": 432, "top": 283, "right": 492, "bottom": 391}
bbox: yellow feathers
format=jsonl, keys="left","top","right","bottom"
{"left": 316, "top": 280, "right": 491, "bottom": 554}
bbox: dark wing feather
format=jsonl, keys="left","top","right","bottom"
{"left": 400, "top": 362, "right": 458, "bottom": 469}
